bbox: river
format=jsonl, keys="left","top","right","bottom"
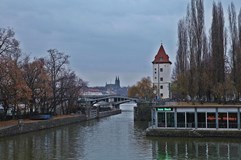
{"left": 1, "top": 103, "right": 241, "bottom": 160}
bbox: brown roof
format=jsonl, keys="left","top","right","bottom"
{"left": 152, "top": 44, "right": 172, "bottom": 64}
{"left": 152, "top": 105, "right": 241, "bottom": 108}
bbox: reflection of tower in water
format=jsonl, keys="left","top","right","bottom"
{"left": 151, "top": 138, "right": 241, "bottom": 159}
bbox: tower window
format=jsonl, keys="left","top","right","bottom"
{"left": 155, "top": 68, "right": 157, "bottom": 70}
{"left": 155, "top": 72, "right": 156, "bottom": 74}
{"left": 160, "top": 68, "right": 163, "bottom": 72}
{"left": 155, "top": 77, "right": 157, "bottom": 79}
{"left": 160, "top": 93, "right": 163, "bottom": 97}
{"left": 160, "top": 77, "right": 163, "bottom": 81}
{"left": 160, "top": 85, "right": 163, "bottom": 89}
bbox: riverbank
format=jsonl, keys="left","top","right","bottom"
{"left": 146, "top": 128, "right": 241, "bottom": 138}
{"left": 0, "top": 109, "right": 121, "bottom": 138}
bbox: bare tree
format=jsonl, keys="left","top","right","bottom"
{"left": 45, "top": 49, "right": 69, "bottom": 114}
{"left": 228, "top": 3, "right": 240, "bottom": 100}
{"left": 59, "top": 71, "right": 87, "bottom": 114}
{"left": 239, "top": 8, "right": 241, "bottom": 44}
{"left": 210, "top": 2, "right": 226, "bottom": 102}
{"left": 185, "top": 0, "right": 206, "bottom": 101}
{"left": 0, "top": 28, "right": 20, "bottom": 56}
{"left": 173, "top": 18, "right": 189, "bottom": 99}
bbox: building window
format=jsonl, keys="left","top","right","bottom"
{"left": 160, "top": 93, "right": 163, "bottom": 97}
{"left": 187, "top": 112, "right": 195, "bottom": 128}
{"left": 177, "top": 113, "right": 185, "bottom": 127}
{"left": 197, "top": 112, "right": 206, "bottom": 128}
{"left": 155, "top": 72, "right": 157, "bottom": 74}
{"left": 155, "top": 77, "right": 157, "bottom": 79}
{"left": 160, "top": 77, "right": 163, "bottom": 81}
{"left": 229, "top": 113, "right": 237, "bottom": 128}
{"left": 160, "top": 85, "right": 163, "bottom": 89}
{"left": 155, "top": 68, "right": 157, "bottom": 70}
{"left": 160, "top": 68, "right": 163, "bottom": 72}
{"left": 207, "top": 113, "right": 216, "bottom": 128}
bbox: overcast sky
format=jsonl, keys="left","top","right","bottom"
{"left": 0, "top": 0, "right": 240, "bottom": 86}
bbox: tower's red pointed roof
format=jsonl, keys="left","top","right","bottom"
{"left": 152, "top": 44, "right": 172, "bottom": 64}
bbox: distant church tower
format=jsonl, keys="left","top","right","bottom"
{"left": 152, "top": 44, "right": 172, "bottom": 99}
{"left": 115, "top": 76, "right": 120, "bottom": 88}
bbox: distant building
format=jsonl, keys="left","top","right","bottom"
{"left": 105, "top": 76, "right": 120, "bottom": 92}
{"left": 83, "top": 88, "right": 103, "bottom": 96}
{"left": 84, "top": 76, "right": 128, "bottom": 96}
{"left": 152, "top": 44, "right": 172, "bottom": 99}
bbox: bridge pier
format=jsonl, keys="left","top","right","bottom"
{"left": 114, "top": 104, "right": 120, "bottom": 109}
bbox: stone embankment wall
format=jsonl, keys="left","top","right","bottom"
{"left": 98, "top": 109, "right": 121, "bottom": 118}
{"left": 0, "top": 109, "right": 121, "bottom": 138}
{"left": 146, "top": 128, "right": 241, "bottom": 138}
{"left": 0, "top": 115, "right": 87, "bottom": 138}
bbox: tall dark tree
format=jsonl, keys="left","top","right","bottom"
{"left": 239, "top": 8, "right": 241, "bottom": 44}
{"left": 201, "top": 34, "right": 212, "bottom": 100}
{"left": 186, "top": 0, "right": 205, "bottom": 100}
{"left": 173, "top": 18, "right": 189, "bottom": 98}
{"left": 210, "top": 2, "right": 226, "bottom": 101}
{"left": 228, "top": 3, "right": 240, "bottom": 99}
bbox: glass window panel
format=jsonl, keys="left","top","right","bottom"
{"left": 229, "top": 113, "right": 237, "bottom": 128}
{"left": 218, "top": 112, "right": 227, "bottom": 128}
{"left": 197, "top": 112, "right": 206, "bottom": 128}
{"left": 207, "top": 113, "right": 216, "bottom": 128}
{"left": 158, "top": 112, "right": 165, "bottom": 127}
{"left": 177, "top": 112, "right": 185, "bottom": 128}
{"left": 167, "top": 112, "right": 174, "bottom": 127}
{"left": 187, "top": 112, "right": 195, "bottom": 128}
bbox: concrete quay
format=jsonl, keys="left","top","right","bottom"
{"left": 146, "top": 127, "right": 241, "bottom": 138}
{"left": 0, "top": 109, "right": 121, "bottom": 138}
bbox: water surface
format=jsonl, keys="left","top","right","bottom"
{"left": 1, "top": 103, "right": 241, "bottom": 160}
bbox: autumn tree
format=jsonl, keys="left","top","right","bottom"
{"left": 22, "top": 57, "right": 51, "bottom": 115}
{"left": 128, "top": 77, "right": 155, "bottom": 101}
{"left": 0, "top": 28, "right": 31, "bottom": 119}
{"left": 0, "top": 54, "right": 31, "bottom": 119}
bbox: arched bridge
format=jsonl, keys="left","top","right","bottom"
{"left": 79, "top": 95, "right": 139, "bottom": 109}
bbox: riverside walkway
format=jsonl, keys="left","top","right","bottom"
{"left": 0, "top": 114, "right": 82, "bottom": 129}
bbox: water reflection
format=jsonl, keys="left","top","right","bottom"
{"left": 0, "top": 124, "right": 87, "bottom": 160}
{"left": 150, "top": 137, "right": 241, "bottom": 160}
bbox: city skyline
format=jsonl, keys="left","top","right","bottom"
{"left": 0, "top": 0, "right": 240, "bottom": 86}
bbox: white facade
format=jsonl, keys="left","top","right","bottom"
{"left": 153, "top": 63, "right": 171, "bottom": 99}
{"left": 152, "top": 44, "right": 172, "bottom": 99}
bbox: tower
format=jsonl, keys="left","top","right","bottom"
{"left": 152, "top": 44, "right": 172, "bottom": 99}
{"left": 115, "top": 76, "right": 120, "bottom": 88}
